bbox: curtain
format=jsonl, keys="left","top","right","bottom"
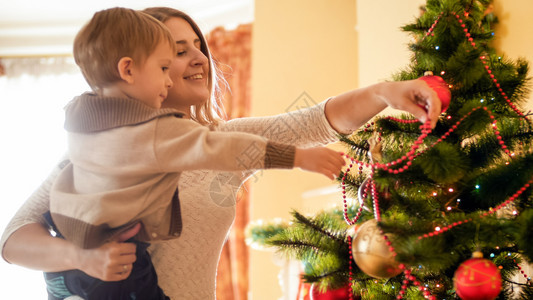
{"left": 206, "top": 24, "right": 253, "bottom": 300}
{"left": 0, "top": 58, "right": 5, "bottom": 76}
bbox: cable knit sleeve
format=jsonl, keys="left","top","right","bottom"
{"left": 218, "top": 99, "right": 339, "bottom": 148}
{"left": 0, "top": 155, "right": 69, "bottom": 262}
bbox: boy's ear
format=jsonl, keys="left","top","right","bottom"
{"left": 117, "top": 57, "right": 134, "bottom": 83}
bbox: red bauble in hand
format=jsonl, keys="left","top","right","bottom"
{"left": 418, "top": 74, "right": 451, "bottom": 112}
{"left": 453, "top": 251, "right": 502, "bottom": 300}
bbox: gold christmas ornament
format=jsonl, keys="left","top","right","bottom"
{"left": 352, "top": 219, "right": 403, "bottom": 279}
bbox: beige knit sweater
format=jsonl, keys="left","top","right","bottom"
{"left": 50, "top": 93, "right": 296, "bottom": 249}
{"left": 1, "top": 99, "right": 339, "bottom": 299}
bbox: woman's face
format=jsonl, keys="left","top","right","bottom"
{"left": 161, "top": 17, "right": 210, "bottom": 113}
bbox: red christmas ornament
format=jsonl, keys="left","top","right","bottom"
{"left": 309, "top": 283, "right": 357, "bottom": 300}
{"left": 453, "top": 251, "right": 502, "bottom": 300}
{"left": 418, "top": 73, "right": 451, "bottom": 112}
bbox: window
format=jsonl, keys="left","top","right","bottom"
{"left": 0, "top": 57, "right": 89, "bottom": 298}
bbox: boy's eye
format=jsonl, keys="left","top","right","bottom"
{"left": 162, "top": 67, "right": 170, "bottom": 72}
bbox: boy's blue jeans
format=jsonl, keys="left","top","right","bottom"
{"left": 43, "top": 212, "right": 169, "bottom": 300}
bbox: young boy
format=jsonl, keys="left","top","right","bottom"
{"left": 45, "top": 7, "right": 344, "bottom": 299}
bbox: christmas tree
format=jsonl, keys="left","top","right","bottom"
{"left": 247, "top": 0, "right": 533, "bottom": 299}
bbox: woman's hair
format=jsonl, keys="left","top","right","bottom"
{"left": 73, "top": 7, "right": 175, "bottom": 93}
{"left": 143, "top": 7, "right": 226, "bottom": 125}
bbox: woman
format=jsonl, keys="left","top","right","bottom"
{"left": 0, "top": 7, "right": 441, "bottom": 299}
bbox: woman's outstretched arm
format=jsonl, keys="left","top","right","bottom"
{"left": 325, "top": 79, "right": 442, "bottom": 134}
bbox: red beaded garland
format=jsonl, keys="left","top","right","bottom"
{"left": 348, "top": 236, "right": 354, "bottom": 300}
{"left": 451, "top": 12, "right": 527, "bottom": 119}
{"left": 513, "top": 259, "right": 532, "bottom": 285}
{"left": 397, "top": 269, "right": 436, "bottom": 300}
{"left": 418, "top": 177, "right": 533, "bottom": 240}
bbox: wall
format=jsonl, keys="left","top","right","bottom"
{"left": 492, "top": 0, "right": 533, "bottom": 110}
{"left": 250, "top": 0, "right": 357, "bottom": 298}
{"left": 250, "top": 0, "right": 533, "bottom": 298}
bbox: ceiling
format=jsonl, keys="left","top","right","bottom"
{"left": 0, "top": 0, "right": 254, "bottom": 57}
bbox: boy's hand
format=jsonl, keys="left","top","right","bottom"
{"left": 294, "top": 147, "right": 345, "bottom": 180}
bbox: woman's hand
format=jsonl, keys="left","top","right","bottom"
{"left": 375, "top": 79, "right": 442, "bottom": 128}
{"left": 77, "top": 241, "right": 137, "bottom": 281}
{"left": 325, "top": 79, "right": 443, "bottom": 134}
{"left": 76, "top": 223, "right": 140, "bottom": 281}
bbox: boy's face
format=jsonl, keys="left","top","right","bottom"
{"left": 130, "top": 41, "right": 174, "bottom": 108}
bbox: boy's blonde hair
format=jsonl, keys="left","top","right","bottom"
{"left": 73, "top": 7, "right": 175, "bottom": 93}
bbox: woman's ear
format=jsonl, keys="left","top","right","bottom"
{"left": 117, "top": 57, "right": 134, "bottom": 84}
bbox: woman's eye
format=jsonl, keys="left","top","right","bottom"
{"left": 162, "top": 67, "right": 169, "bottom": 71}
{"left": 177, "top": 51, "right": 186, "bottom": 56}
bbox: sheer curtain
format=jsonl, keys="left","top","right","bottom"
{"left": 207, "top": 24, "right": 253, "bottom": 300}
{"left": 0, "top": 57, "right": 90, "bottom": 298}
